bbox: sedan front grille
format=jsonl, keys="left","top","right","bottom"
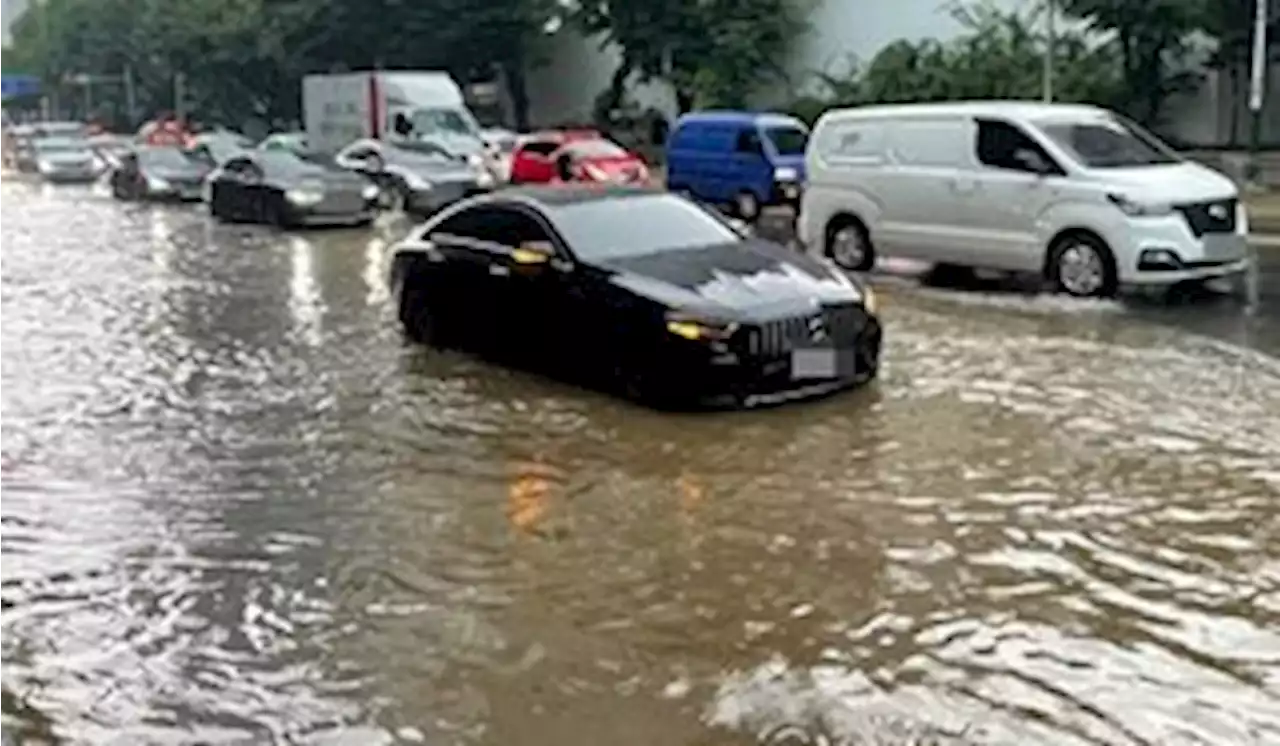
{"left": 742, "top": 303, "right": 871, "bottom": 357}
{"left": 316, "top": 191, "right": 366, "bottom": 214}
{"left": 1176, "top": 198, "right": 1237, "bottom": 237}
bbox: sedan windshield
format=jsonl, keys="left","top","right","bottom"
{"left": 139, "top": 147, "right": 200, "bottom": 169}
{"left": 35, "top": 138, "right": 91, "bottom": 155}
{"left": 764, "top": 125, "right": 808, "bottom": 156}
{"left": 562, "top": 140, "right": 629, "bottom": 159}
{"left": 551, "top": 194, "right": 740, "bottom": 261}
{"left": 1035, "top": 115, "right": 1181, "bottom": 168}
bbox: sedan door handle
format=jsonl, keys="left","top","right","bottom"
{"left": 488, "top": 264, "right": 510, "bottom": 277}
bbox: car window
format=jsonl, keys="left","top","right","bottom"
{"left": 138, "top": 147, "right": 198, "bottom": 169}
{"left": 735, "top": 129, "right": 763, "bottom": 154}
{"left": 431, "top": 205, "right": 554, "bottom": 249}
{"left": 548, "top": 194, "right": 739, "bottom": 261}
{"left": 1034, "top": 115, "right": 1181, "bottom": 168}
{"left": 763, "top": 125, "right": 808, "bottom": 156}
{"left": 520, "top": 141, "right": 560, "bottom": 157}
{"left": 976, "top": 119, "right": 1062, "bottom": 174}
{"left": 561, "top": 140, "right": 628, "bottom": 159}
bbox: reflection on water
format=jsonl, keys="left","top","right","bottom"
{"left": 287, "top": 235, "right": 325, "bottom": 348}
{"left": 3, "top": 182, "right": 1279, "bottom": 745}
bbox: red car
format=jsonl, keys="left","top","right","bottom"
{"left": 509, "top": 130, "right": 649, "bottom": 185}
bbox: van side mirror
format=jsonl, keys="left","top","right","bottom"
{"left": 1013, "top": 148, "right": 1051, "bottom": 175}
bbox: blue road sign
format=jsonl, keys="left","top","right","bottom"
{"left": 1, "top": 75, "right": 42, "bottom": 101}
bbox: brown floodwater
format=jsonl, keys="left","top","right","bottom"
{"left": 2, "top": 179, "right": 1279, "bottom": 745}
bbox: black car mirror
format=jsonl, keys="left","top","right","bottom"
{"left": 512, "top": 240, "right": 554, "bottom": 265}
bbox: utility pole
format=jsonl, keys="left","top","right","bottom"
{"left": 1042, "top": 0, "right": 1056, "bottom": 103}
{"left": 173, "top": 72, "right": 186, "bottom": 119}
{"left": 1247, "top": 0, "right": 1269, "bottom": 185}
{"left": 124, "top": 66, "right": 137, "bottom": 127}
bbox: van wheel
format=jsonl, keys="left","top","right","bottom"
{"left": 1047, "top": 231, "right": 1117, "bottom": 298}
{"left": 825, "top": 216, "right": 875, "bottom": 271}
{"left": 734, "top": 191, "right": 760, "bottom": 222}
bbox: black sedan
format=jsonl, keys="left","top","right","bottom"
{"left": 207, "top": 150, "right": 380, "bottom": 227}
{"left": 109, "top": 145, "right": 212, "bottom": 201}
{"left": 334, "top": 138, "right": 494, "bottom": 216}
{"left": 388, "top": 186, "right": 882, "bottom": 408}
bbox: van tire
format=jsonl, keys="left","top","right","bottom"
{"left": 825, "top": 214, "right": 875, "bottom": 271}
{"left": 1046, "top": 230, "right": 1118, "bottom": 299}
{"left": 734, "top": 191, "right": 761, "bottom": 222}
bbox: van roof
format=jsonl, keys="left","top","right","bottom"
{"left": 817, "top": 100, "right": 1108, "bottom": 124}
{"left": 676, "top": 110, "right": 803, "bottom": 126}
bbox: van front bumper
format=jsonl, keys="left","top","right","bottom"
{"left": 1116, "top": 210, "right": 1250, "bottom": 285}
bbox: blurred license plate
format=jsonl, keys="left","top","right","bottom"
{"left": 791, "top": 348, "right": 854, "bottom": 379}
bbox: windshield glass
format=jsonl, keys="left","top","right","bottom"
{"left": 1035, "top": 115, "right": 1181, "bottom": 168}
{"left": 764, "top": 125, "right": 808, "bottom": 156}
{"left": 409, "top": 107, "right": 480, "bottom": 138}
{"left": 138, "top": 147, "right": 199, "bottom": 169}
{"left": 551, "top": 194, "right": 739, "bottom": 261}
{"left": 563, "top": 140, "right": 629, "bottom": 159}
{"left": 259, "top": 150, "right": 323, "bottom": 174}
{"left": 35, "top": 138, "right": 90, "bottom": 155}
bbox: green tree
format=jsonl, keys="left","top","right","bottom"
{"left": 574, "top": 0, "right": 811, "bottom": 115}
{"left": 789, "top": 1, "right": 1123, "bottom": 123}
{"left": 1059, "top": 0, "right": 1204, "bottom": 125}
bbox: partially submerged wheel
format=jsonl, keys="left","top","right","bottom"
{"left": 1048, "top": 232, "right": 1117, "bottom": 298}
{"left": 825, "top": 216, "right": 875, "bottom": 271}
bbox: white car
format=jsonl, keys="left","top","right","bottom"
{"left": 798, "top": 101, "right": 1249, "bottom": 298}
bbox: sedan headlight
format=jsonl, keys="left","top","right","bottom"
{"left": 862, "top": 285, "right": 878, "bottom": 315}
{"left": 286, "top": 188, "right": 324, "bottom": 206}
{"left": 147, "top": 175, "right": 171, "bottom": 191}
{"left": 665, "top": 312, "right": 739, "bottom": 342}
{"left": 774, "top": 166, "right": 799, "bottom": 182}
{"left": 361, "top": 183, "right": 380, "bottom": 200}
{"left": 36, "top": 160, "right": 54, "bottom": 174}
{"left": 1107, "top": 193, "right": 1172, "bottom": 217}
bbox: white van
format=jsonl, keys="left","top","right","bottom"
{"left": 798, "top": 102, "right": 1250, "bottom": 298}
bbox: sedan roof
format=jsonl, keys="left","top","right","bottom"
{"left": 500, "top": 184, "right": 665, "bottom": 208}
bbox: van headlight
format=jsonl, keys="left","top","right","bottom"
{"left": 361, "top": 183, "right": 379, "bottom": 199}
{"left": 286, "top": 188, "right": 324, "bottom": 206}
{"left": 1107, "top": 193, "right": 1172, "bottom": 217}
{"left": 36, "top": 160, "right": 54, "bottom": 174}
{"left": 774, "top": 166, "right": 799, "bottom": 182}
{"left": 475, "top": 170, "right": 495, "bottom": 189}
{"left": 147, "top": 175, "right": 171, "bottom": 191}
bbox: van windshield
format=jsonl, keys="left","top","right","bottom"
{"left": 1035, "top": 115, "right": 1181, "bottom": 168}
{"left": 764, "top": 125, "right": 808, "bottom": 156}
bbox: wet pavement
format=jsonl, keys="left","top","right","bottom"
{"left": 2, "top": 178, "right": 1279, "bottom": 745}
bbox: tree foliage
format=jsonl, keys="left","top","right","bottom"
{"left": 3, "top": 0, "right": 560, "bottom": 129}
{"left": 574, "top": 0, "right": 810, "bottom": 116}
{"left": 788, "top": 2, "right": 1124, "bottom": 124}
{"left": 1058, "top": 0, "right": 1205, "bottom": 124}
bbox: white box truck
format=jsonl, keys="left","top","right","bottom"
{"left": 302, "top": 71, "right": 491, "bottom": 159}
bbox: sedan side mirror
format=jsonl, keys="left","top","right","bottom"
{"left": 511, "top": 240, "right": 554, "bottom": 265}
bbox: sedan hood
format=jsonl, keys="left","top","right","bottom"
{"left": 40, "top": 152, "right": 95, "bottom": 166}
{"left": 149, "top": 165, "right": 210, "bottom": 181}
{"left": 601, "top": 239, "right": 862, "bottom": 320}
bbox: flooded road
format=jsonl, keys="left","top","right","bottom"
{"left": 3, "top": 179, "right": 1279, "bottom": 745}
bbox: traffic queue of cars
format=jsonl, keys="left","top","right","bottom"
{"left": 4, "top": 99, "right": 1252, "bottom": 408}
